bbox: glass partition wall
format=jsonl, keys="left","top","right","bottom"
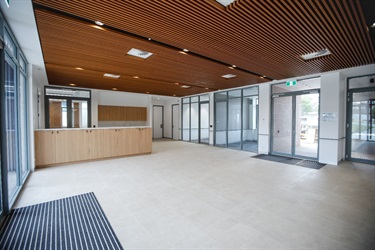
{"left": 214, "top": 86, "right": 259, "bottom": 152}
{"left": 1, "top": 17, "right": 30, "bottom": 215}
{"left": 182, "top": 94, "right": 210, "bottom": 144}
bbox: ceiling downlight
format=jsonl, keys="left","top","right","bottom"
{"left": 221, "top": 74, "right": 236, "bottom": 79}
{"left": 103, "top": 73, "right": 120, "bottom": 78}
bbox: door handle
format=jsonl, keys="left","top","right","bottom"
{"left": 160, "top": 124, "right": 163, "bottom": 128}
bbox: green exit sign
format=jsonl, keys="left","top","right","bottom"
{"left": 286, "top": 80, "right": 297, "bottom": 86}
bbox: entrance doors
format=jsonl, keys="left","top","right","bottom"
{"left": 153, "top": 105, "right": 164, "bottom": 139}
{"left": 346, "top": 89, "right": 375, "bottom": 163}
{"left": 272, "top": 91, "right": 319, "bottom": 159}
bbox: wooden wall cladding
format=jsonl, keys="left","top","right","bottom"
{"left": 98, "top": 105, "right": 147, "bottom": 121}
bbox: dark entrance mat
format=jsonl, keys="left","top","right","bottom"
{"left": 252, "top": 154, "right": 326, "bottom": 170}
{"left": 0, "top": 192, "right": 123, "bottom": 250}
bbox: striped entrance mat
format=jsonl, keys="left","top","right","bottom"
{"left": 252, "top": 154, "right": 325, "bottom": 169}
{"left": 0, "top": 192, "right": 123, "bottom": 250}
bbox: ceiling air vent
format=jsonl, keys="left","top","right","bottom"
{"left": 216, "top": 0, "right": 236, "bottom": 7}
{"left": 127, "top": 48, "right": 153, "bottom": 59}
{"left": 301, "top": 49, "right": 331, "bottom": 60}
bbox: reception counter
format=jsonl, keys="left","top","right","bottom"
{"left": 34, "top": 127, "right": 152, "bottom": 167}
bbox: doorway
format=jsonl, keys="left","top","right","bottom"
{"left": 346, "top": 88, "right": 375, "bottom": 163}
{"left": 172, "top": 104, "right": 179, "bottom": 140}
{"left": 153, "top": 105, "right": 164, "bottom": 139}
{"left": 199, "top": 102, "right": 209, "bottom": 144}
{"left": 272, "top": 91, "right": 320, "bottom": 159}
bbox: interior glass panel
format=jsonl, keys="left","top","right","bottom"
{"left": 72, "top": 100, "right": 88, "bottom": 128}
{"left": 19, "top": 73, "right": 29, "bottom": 178}
{"left": 294, "top": 93, "right": 319, "bottom": 158}
{"left": 242, "top": 96, "right": 258, "bottom": 152}
{"left": 350, "top": 91, "right": 375, "bottom": 161}
{"left": 215, "top": 100, "right": 227, "bottom": 147}
{"left": 190, "top": 102, "right": 199, "bottom": 142}
{"left": 182, "top": 103, "right": 190, "bottom": 141}
{"left": 200, "top": 102, "right": 209, "bottom": 144}
{"left": 5, "top": 56, "right": 19, "bottom": 200}
{"left": 228, "top": 98, "right": 241, "bottom": 149}
{"left": 272, "top": 96, "right": 293, "bottom": 155}
{"left": 49, "top": 99, "right": 68, "bottom": 128}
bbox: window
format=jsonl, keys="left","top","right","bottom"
{"left": 45, "top": 87, "right": 91, "bottom": 128}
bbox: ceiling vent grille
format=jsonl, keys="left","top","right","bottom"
{"left": 127, "top": 48, "right": 153, "bottom": 59}
{"left": 301, "top": 49, "right": 331, "bottom": 60}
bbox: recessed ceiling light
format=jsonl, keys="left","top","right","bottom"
{"left": 228, "top": 66, "right": 234, "bottom": 70}
{"left": 183, "top": 49, "right": 189, "bottom": 52}
{"left": 301, "top": 49, "right": 331, "bottom": 60}
{"left": 91, "top": 25, "right": 105, "bottom": 30}
{"left": 174, "top": 82, "right": 180, "bottom": 85}
{"left": 205, "top": 88, "right": 209, "bottom": 90}
{"left": 173, "top": 94, "right": 176, "bottom": 96}
{"left": 127, "top": 48, "right": 153, "bottom": 59}
{"left": 103, "top": 73, "right": 120, "bottom": 78}
{"left": 69, "top": 83, "right": 76, "bottom": 86}
{"left": 146, "top": 92, "right": 150, "bottom": 94}
{"left": 181, "top": 85, "right": 191, "bottom": 88}
{"left": 148, "top": 38, "right": 152, "bottom": 41}
{"left": 133, "top": 76, "right": 139, "bottom": 79}
{"left": 112, "top": 88, "right": 117, "bottom": 91}
{"left": 232, "top": 65, "right": 236, "bottom": 68}
{"left": 95, "top": 21, "right": 104, "bottom": 26}
{"left": 216, "top": 0, "right": 235, "bottom": 7}
{"left": 179, "top": 51, "right": 188, "bottom": 55}
{"left": 221, "top": 74, "right": 236, "bottom": 79}
{"left": 75, "top": 67, "right": 84, "bottom": 70}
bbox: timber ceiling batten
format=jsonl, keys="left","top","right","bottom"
{"left": 32, "top": 0, "right": 375, "bottom": 97}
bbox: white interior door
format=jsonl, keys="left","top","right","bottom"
{"left": 153, "top": 106, "right": 163, "bottom": 139}
{"left": 172, "top": 105, "right": 179, "bottom": 140}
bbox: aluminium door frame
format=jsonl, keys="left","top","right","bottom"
{"left": 345, "top": 86, "right": 375, "bottom": 164}
{"left": 153, "top": 105, "right": 164, "bottom": 139}
{"left": 270, "top": 89, "right": 320, "bottom": 160}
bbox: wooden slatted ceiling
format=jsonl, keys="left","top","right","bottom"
{"left": 32, "top": 0, "right": 375, "bottom": 97}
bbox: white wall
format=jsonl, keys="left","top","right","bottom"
{"left": 93, "top": 89, "right": 151, "bottom": 127}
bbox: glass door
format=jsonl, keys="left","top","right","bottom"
{"left": 199, "top": 102, "right": 209, "bottom": 144}
{"left": 272, "top": 95, "right": 293, "bottom": 155}
{"left": 272, "top": 92, "right": 319, "bottom": 159}
{"left": 295, "top": 93, "right": 319, "bottom": 158}
{"left": 347, "top": 90, "right": 375, "bottom": 163}
{"left": 5, "top": 55, "right": 19, "bottom": 201}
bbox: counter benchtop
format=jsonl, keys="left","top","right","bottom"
{"left": 35, "top": 126, "right": 151, "bottom": 131}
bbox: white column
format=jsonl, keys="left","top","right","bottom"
{"left": 258, "top": 83, "right": 271, "bottom": 154}
{"left": 319, "top": 72, "right": 346, "bottom": 165}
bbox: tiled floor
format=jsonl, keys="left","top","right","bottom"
{"left": 15, "top": 140, "right": 375, "bottom": 249}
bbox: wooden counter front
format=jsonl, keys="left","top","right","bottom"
{"left": 34, "top": 127, "right": 152, "bottom": 167}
